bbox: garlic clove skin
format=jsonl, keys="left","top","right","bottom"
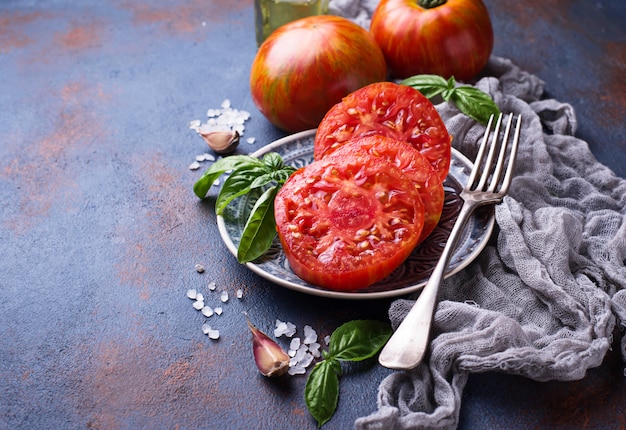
{"left": 247, "top": 320, "right": 290, "bottom": 377}
{"left": 200, "top": 130, "right": 240, "bottom": 155}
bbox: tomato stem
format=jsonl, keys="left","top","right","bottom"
{"left": 417, "top": 0, "right": 447, "bottom": 8}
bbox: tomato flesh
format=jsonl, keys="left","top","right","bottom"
{"left": 274, "top": 152, "right": 425, "bottom": 291}
{"left": 314, "top": 82, "right": 452, "bottom": 182}
{"left": 326, "top": 135, "right": 443, "bottom": 243}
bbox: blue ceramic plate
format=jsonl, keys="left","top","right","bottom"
{"left": 217, "top": 129, "right": 494, "bottom": 300}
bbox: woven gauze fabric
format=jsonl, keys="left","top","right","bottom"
{"left": 348, "top": 56, "right": 626, "bottom": 429}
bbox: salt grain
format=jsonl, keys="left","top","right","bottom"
{"left": 195, "top": 293, "right": 204, "bottom": 302}
{"left": 192, "top": 100, "right": 252, "bottom": 139}
{"left": 202, "top": 323, "right": 220, "bottom": 340}
{"left": 220, "top": 290, "right": 229, "bottom": 303}
{"left": 274, "top": 320, "right": 297, "bottom": 338}
{"left": 288, "top": 365, "right": 306, "bottom": 376}
{"left": 236, "top": 289, "right": 243, "bottom": 299}
{"left": 289, "top": 337, "right": 301, "bottom": 351}
{"left": 202, "top": 322, "right": 212, "bottom": 334}
{"left": 324, "top": 335, "right": 331, "bottom": 345}
{"left": 195, "top": 264, "right": 205, "bottom": 273}
{"left": 208, "top": 281, "right": 217, "bottom": 291}
{"left": 201, "top": 306, "right": 214, "bottom": 317}
{"left": 186, "top": 289, "right": 197, "bottom": 300}
{"left": 303, "top": 325, "right": 317, "bottom": 344}
{"left": 189, "top": 161, "right": 201, "bottom": 170}
{"left": 308, "top": 342, "right": 321, "bottom": 358}
{"left": 192, "top": 300, "right": 204, "bottom": 310}
{"left": 214, "top": 307, "right": 223, "bottom": 315}
{"left": 298, "top": 353, "right": 314, "bottom": 368}
{"left": 246, "top": 137, "right": 256, "bottom": 144}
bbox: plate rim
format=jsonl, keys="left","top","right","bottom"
{"left": 216, "top": 129, "right": 494, "bottom": 300}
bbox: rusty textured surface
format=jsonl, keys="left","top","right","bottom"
{"left": 0, "top": 0, "right": 624, "bottom": 429}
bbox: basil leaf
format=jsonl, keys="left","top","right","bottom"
{"left": 273, "top": 168, "right": 296, "bottom": 184}
{"left": 400, "top": 74, "right": 448, "bottom": 99}
{"left": 327, "top": 320, "right": 392, "bottom": 362}
{"left": 450, "top": 86, "right": 500, "bottom": 125}
{"left": 305, "top": 359, "right": 340, "bottom": 428}
{"left": 249, "top": 172, "right": 276, "bottom": 189}
{"left": 193, "top": 155, "right": 261, "bottom": 198}
{"left": 215, "top": 164, "right": 270, "bottom": 215}
{"left": 401, "top": 74, "right": 500, "bottom": 126}
{"left": 237, "top": 185, "right": 279, "bottom": 263}
{"left": 262, "top": 152, "right": 286, "bottom": 170}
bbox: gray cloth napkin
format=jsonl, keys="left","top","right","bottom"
{"left": 328, "top": 2, "right": 626, "bottom": 429}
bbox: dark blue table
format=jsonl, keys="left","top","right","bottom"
{"left": 1, "top": 1, "right": 624, "bottom": 429}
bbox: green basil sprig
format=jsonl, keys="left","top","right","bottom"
{"left": 401, "top": 74, "right": 500, "bottom": 125}
{"left": 305, "top": 320, "right": 392, "bottom": 427}
{"left": 193, "top": 152, "right": 296, "bottom": 263}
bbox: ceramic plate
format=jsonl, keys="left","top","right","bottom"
{"left": 217, "top": 129, "right": 494, "bottom": 300}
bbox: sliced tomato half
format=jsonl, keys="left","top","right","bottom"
{"left": 326, "top": 135, "right": 444, "bottom": 243}
{"left": 274, "top": 152, "right": 425, "bottom": 291}
{"left": 314, "top": 81, "right": 452, "bottom": 182}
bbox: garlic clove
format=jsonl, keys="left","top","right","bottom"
{"left": 200, "top": 130, "right": 240, "bottom": 155}
{"left": 247, "top": 319, "right": 290, "bottom": 377}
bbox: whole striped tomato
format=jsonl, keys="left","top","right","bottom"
{"left": 370, "top": 0, "right": 493, "bottom": 81}
{"left": 250, "top": 15, "right": 387, "bottom": 133}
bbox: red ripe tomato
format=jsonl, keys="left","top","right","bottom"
{"left": 274, "top": 152, "right": 425, "bottom": 291}
{"left": 370, "top": 0, "right": 494, "bottom": 81}
{"left": 314, "top": 81, "right": 452, "bottom": 182}
{"left": 250, "top": 15, "right": 387, "bottom": 133}
{"left": 326, "top": 136, "right": 443, "bottom": 243}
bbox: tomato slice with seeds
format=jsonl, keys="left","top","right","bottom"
{"left": 326, "top": 135, "right": 444, "bottom": 243}
{"left": 314, "top": 81, "right": 452, "bottom": 182}
{"left": 274, "top": 152, "right": 425, "bottom": 291}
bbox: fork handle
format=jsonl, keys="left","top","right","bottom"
{"left": 378, "top": 200, "right": 477, "bottom": 370}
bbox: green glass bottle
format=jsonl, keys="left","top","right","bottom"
{"left": 255, "top": 0, "right": 329, "bottom": 46}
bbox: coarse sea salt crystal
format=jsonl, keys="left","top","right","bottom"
{"left": 288, "top": 365, "right": 306, "bottom": 376}
{"left": 201, "top": 306, "right": 214, "bottom": 317}
{"left": 308, "top": 342, "right": 321, "bottom": 358}
{"left": 195, "top": 293, "right": 204, "bottom": 302}
{"left": 186, "top": 289, "right": 197, "bottom": 299}
{"left": 236, "top": 289, "right": 243, "bottom": 299}
{"left": 289, "top": 337, "right": 301, "bottom": 351}
{"left": 202, "top": 323, "right": 220, "bottom": 340}
{"left": 214, "top": 307, "right": 223, "bottom": 315}
{"left": 274, "top": 320, "right": 297, "bottom": 338}
{"left": 298, "top": 353, "right": 314, "bottom": 369}
{"left": 246, "top": 137, "right": 256, "bottom": 144}
{"left": 324, "top": 335, "right": 331, "bottom": 345}
{"left": 192, "top": 300, "right": 204, "bottom": 310}
{"left": 303, "top": 325, "right": 317, "bottom": 344}
{"left": 208, "top": 281, "right": 217, "bottom": 291}
{"left": 220, "top": 291, "right": 229, "bottom": 303}
{"left": 202, "top": 322, "right": 211, "bottom": 334}
{"left": 189, "top": 161, "right": 201, "bottom": 170}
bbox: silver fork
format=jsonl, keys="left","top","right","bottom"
{"left": 378, "top": 113, "right": 522, "bottom": 370}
